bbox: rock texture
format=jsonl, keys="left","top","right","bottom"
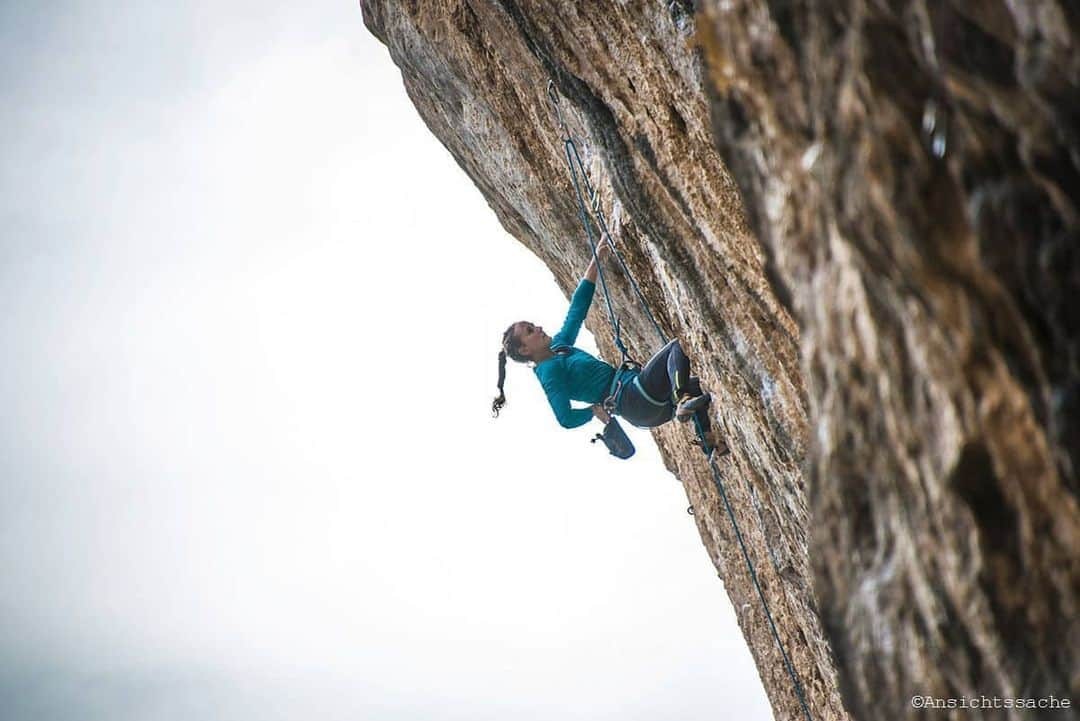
{"left": 362, "top": 2, "right": 1079, "bottom": 719}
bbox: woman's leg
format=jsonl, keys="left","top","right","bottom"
{"left": 639, "top": 339, "right": 700, "bottom": 401}
{"left": 633, "top": 340, "right": 721, "bottom": 438}
{"left": 617, "top": 379, "right": 674, "bottom": 428}
{"left": 627, "top": 344, "right": 725, "bottom": 452}
{"left": 663, "top": 343, "right": 712, "bottom": 423}
{"left": 680, "top": 378, "right": 728, "bottom": 454}
{"left": 665, "top": 340, "right": 692, "bottom": 399}
{"left": 677, "top": 383, "right": 727, "bottom": 454}
{"left": 637, "top": 340, "right": 681, "bottom": 403}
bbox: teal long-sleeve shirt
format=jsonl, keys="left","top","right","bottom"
{"left": 533, "top": 279, "right": 617, "bottom": 429}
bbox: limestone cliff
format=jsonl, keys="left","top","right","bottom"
{"left": 361, "top": 2, "right": 1079, "bottom": 720}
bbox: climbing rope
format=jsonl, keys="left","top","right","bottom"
{"left": 548, "top": 81, "right": 815, "bottom": 721}
{"left": 550, "top": 83, "right": 632, "bottom": 360}
{"left": 564, "top": 136, "right": 668, "bottom": 348}
{"left": 691, "top": 418, "right": 815, "bottom": 721}
{"left": 547, "top": 81, "right": 667, "bottom": 357}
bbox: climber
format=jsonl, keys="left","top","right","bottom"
{"left": 491, "top": 240, "right": 727, "bottom": 455}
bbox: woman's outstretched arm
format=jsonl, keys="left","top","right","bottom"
{"left": 582, "top": 239, "right": 610, "bottom": 284}
{"left": 552, "top": 241, "right": 612, "bottom": 348}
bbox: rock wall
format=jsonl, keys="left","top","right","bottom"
{"left": 361, "top": 2, "right": 1079, "bottom": 719}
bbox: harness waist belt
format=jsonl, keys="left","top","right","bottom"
{"left": 631, "top": 375, "right": 669, "bottom": 407}
{"left": 606, "top": 362, "right": 668, "bottom": 413}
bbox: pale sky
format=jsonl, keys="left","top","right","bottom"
{"left": 1, "top": 2, "right": 771, "bottom": 719}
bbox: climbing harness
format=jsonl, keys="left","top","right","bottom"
{"left": 547, "top": 80, "right": 815, "bottom": 721}
{"left": 602, "top": 358, "right": 641, "bottom": 417}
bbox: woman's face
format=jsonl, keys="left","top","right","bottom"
{"left": 512, "top": 321, "right": 550, "bottom": 359}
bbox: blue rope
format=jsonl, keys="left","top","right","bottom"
{"left": 564, "top": 139, "right": 668, "bottom": 349}
{"left": 563, "top": 137, "right": 629, "bottom": 360}
{"left": 692, "top": 417, "right": 815, "bottom": 721}
{"left": 550, "top": 80, "right": 664, "bottom": 359}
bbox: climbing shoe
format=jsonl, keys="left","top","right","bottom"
{"left": 675, "top": 392, "right": 711, "bottom": 422}
{"left": 707, "top": 432, "right": 731, "bottom": 459}
{"left": 691, "top": 429, "right": 730, "bottom": 458}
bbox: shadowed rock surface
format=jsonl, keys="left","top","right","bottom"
{"left": 361, "top": 1, "right": 1079, "bottom": 719}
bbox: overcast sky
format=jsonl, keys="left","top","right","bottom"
{"left": 0, "top": 2, "right": 771, "bottom": 719}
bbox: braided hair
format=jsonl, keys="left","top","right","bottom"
{"left": 492, "top": 323, "right": 526, "bottom": 417}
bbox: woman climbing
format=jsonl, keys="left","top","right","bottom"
{"left": 491, "top": 241, "right": 727, "bottom": 456}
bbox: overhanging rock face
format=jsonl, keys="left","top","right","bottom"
{"left": 361, "top": 2, "right": 1079, "bottom": 720}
